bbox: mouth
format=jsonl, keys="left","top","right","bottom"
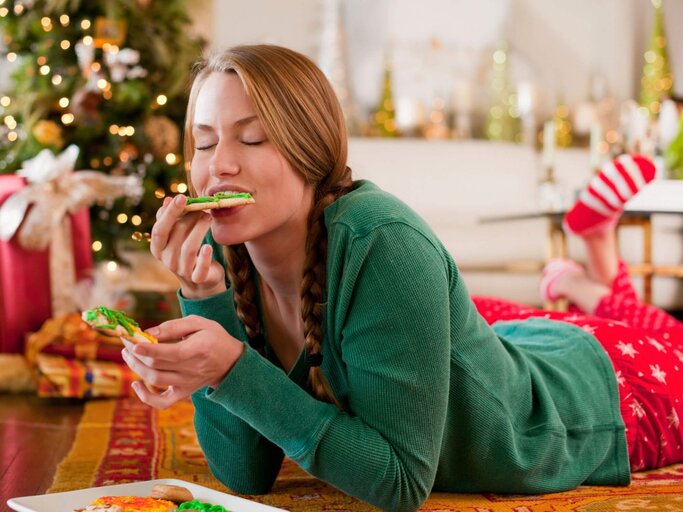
{"left": 206, "top": 184, "right": 252, "bottom": 196}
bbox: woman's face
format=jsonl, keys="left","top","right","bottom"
{"left": 190, "top": 71, "right": 312, "bottom": 246}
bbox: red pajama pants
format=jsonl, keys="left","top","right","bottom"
{"left": 472, "top": 261, "right": 683, "bottom": 472}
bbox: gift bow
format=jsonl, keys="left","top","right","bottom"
{"left": 0, "top": 145, "right": 143, "bottom": 317}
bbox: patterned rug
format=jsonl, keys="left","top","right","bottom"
{"left": 50, "top": 398, "right": 683, "bottom": 511}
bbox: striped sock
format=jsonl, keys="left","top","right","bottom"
{"left": 563, "top": 154, "right": 655, "bottom": 236}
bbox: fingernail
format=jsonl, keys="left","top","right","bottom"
{"left": 121, "top": 337, "right": 134, "bottom": 350}
{"left": 174, "top": 195, "right": 186, "bottom": 206}
{"left": 146, "top": 327, "right": 159, "bottom": 336}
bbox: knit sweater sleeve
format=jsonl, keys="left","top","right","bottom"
{"left": 179, "top": 291, "right": 285, "bottom": 494}
{"left": 204, "top": 223, "right": 452, "bottom": 511}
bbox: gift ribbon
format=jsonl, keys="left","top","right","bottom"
{"left": 0, "top": 145, "right": 143, "bottom": 317}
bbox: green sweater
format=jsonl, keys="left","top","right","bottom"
{"left": 180, "top": 180, "right": 629, "bottom": 511}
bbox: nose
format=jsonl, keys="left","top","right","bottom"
{"left": 209, "top": 140, "right": 240, "bottom": 177}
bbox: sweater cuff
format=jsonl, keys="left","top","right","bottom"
{"left": 178, "top": 289, "right": 232, "bottom": 317}
{"left": 207, "top": 346, "right": 335, "bottom": 460}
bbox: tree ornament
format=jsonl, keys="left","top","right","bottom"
{"left": 143, "top": 116, "right": 180, "bottom": 159}
{"left": 69, "top": 86, "right": 102, "bottom": 125}
{"left": 32, "top": 120, "right": 64, "bottom": 148}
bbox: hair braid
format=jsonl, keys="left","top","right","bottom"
{"left": 301, "top": 168, "right": 354, "bottom": 407}
{"left": 225, "top": 244, "right": 262, "bottom": 347}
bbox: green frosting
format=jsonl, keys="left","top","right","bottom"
{"left": 84, "top": 306, "right": 139, "bottom": 336}
{"left": 178, "top": 499, "right": 230, "bottom": 512}
{"left": 186, "top": 192, "right": 252, "bottom": 205}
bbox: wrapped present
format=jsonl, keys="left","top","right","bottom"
{"left": 0, "top": 145, "right": 142, "bottom": 353}
{"left": 34, "top": 353, "right": 138, "bottom": 398}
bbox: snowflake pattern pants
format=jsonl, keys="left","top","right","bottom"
{"left": 472, "top": 261, "right": 683, "bottom": 472}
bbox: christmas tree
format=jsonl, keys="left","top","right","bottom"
{"left": 0, "top": 0, "right": 204, "bottom": 261}
{"left": 640, "top": 0, "right": 673, "bottom": 116}
{"left": 484, "top": 40, "right": 520, "bottom": 143}
{"left": 368, "top": 56, "right": 398, "bottom": 138}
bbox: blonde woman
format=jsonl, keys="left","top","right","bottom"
{"left": 122, "top": 45, "right": 683, "bottom": 511}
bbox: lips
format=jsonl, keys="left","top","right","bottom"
{"left": 206, "top": 184, "right": 252, "bottom": 196}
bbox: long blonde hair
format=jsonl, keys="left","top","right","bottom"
{"left": 184, "top": 45, "right": 353, "bottom": 406}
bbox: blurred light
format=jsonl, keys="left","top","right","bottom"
{"left": 7, "top": 52, "right": 17, "bottom": 63}
{"left": 91, "top": 62, "right": 101, "bottom": 72}
{"left": 97, "top": 78, "right": 108, "bottom": 89}
{"left": 125, "top": 126, "right": 135, "bottom": 136}
{"left": 117, "top": 213, "right": 128, "bottom": 224}
{"left": 606, "top": 130, "right": 619, "bottom": 144}
{"left": 156, "top": 94, "right": 167, "bottom": 106}
{"left": 40, "top": 65, "right": 50, "bottom": 75}
{"left": 109, "top": 124, "right": 119, "bottom": 135}
{"left": 154, "top": 188, "right": 166, "bottom": 199}
{"left": 92, "top": 241, "right": 103, "bottom": 251}
{"left": 177, "top": 183, "right": 188, "bottom": 193}
{"left": 103, "top": 156, "right": 113, "bottom": 166}
{"left": 102, "top": 90, "right": 112, "bottom": 100}
{"left": 37, "top": 56, "right": 47, "bottom": 65}
{"left": 40, "top": 17, "right": 51, "bottom": 27}
{"left": 493, "top": 50, "right": 506, "bottom": 64}
{"left": 131, "top": 231, "right": 143, "bottom": 241}
{"left": 0, "top": 96, "right": 10, "bottom": 107}
{"left": 12, "top": 3, "right": 23, "bottom": 14}
{"left": 60, "top": 40, "right": 71, "bottom": 50}
{"left": 59, "top": 97, "right": 69, "bottom": 108}
{"left": 165, "top": 153, "right": 178, "bottom": 165}
{"left": 81, "top": 19, "right": 91, "bottom": 30}
{"left": 51, "top": 74, "right": 62, "bottom": 85}
{"left": 61, "top": 113, "right": 74, "bottom": 125}
{"left": 83, "top": 35, "right": 93, "bottom": 46}
{"left": 0, "top": 7, "right": 8, "bottom": 17}
{"left": 170, "top": 182, "right": 179, "bottom": 193}
{"left": 106, "top": 260, "right": 118, "bottom": 272}
{"left": 131, "top": 215, "right": 142, "bottom": 226}
{"left": 59, "top": 14, "right": 70, "bottom": 26}
{"left": 4, "top": 115, "right": 16, "bottom": 129}
{"left": 90, "top": 159, "right": 100, "bottom": 168}
{"left": 7, "top": 131, "right": 17, "bottom": 142}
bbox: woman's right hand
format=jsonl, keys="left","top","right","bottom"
{"left": 150, "top": 194, "right": 227, "bottom": 299}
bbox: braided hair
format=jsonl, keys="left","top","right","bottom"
{"left": 184, "top": 45, "right": 354, "bottom": 405}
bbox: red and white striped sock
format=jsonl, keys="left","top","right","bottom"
{"left": 563, "top": 154, "right": 655, "bottom": 236}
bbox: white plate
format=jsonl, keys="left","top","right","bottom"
{"left": 7, "top": 478, "right": 287, "bottom": 512}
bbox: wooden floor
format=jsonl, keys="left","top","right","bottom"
{"left": 0, "top": 394, "right": 84, "bottom": 504}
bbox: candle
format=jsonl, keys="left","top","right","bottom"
{"left": 543, "top": 121, "right": 555, "bottom": 169}
{"left": 590, "top": 123, "right": 603, "bottom": 170}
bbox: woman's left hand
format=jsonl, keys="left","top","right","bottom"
{"left": 121, "top": 315, "right": 245, "bottom": 409}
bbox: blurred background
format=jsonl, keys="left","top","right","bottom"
{"left": 1, "top": 0, "right": 683, "bottom": 362}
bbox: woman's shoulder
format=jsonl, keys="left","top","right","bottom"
{"left": 324, "top": 179, "right": 433, "bottom": 239}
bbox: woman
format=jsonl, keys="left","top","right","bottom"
{"left": 121, "top": 44, "right": 683, "bottom": 511}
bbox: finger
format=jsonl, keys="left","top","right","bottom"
{"left": 177, "top": 214, "right": 212, "bottom": 279}
{"left": 121, "top": 338, "right": 185, "bottom": 371}
{"left": 122, "top": 347, "right": 184, "bottom": 387}
{"left": 145, "top": 315, "right": 213, "bottom": 343}
{"left": 150, "top": 195, "right": 187, "bottom": 257}
{"left": 132, "top": 382, "right": 187, "bottom": 410}
{"left": 191, "top": 244, "right": 214, "bottom": 283}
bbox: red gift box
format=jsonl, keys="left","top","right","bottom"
{"left": 0, "top": 175, "right": 93, "bottom": 354}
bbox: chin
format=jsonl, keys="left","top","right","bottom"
{"left": 210, "top": 225, "right": 250, "bottom": 246}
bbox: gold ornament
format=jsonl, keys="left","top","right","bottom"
{"left": 143, "top": 116, "right": 180, "bottom": 159}
{"left": 32, "top": 120, "right": 64, "bottom": 148}
{"left": 93, "top": 17, "right": 127, "bottom": 48}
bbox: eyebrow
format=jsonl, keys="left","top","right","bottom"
{"left": 192, "top": 115, "right": 259, "bottom": 132}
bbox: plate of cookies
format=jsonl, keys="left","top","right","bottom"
{"left": 7, "top": 479, "right": 286, "bottom": 512}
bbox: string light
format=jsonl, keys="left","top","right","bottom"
{"left": 96, "top": 78, "right": 108, "bottom": 90}
{"left": 103, "top": 156, "right": 113, "bottom": 166}
{"left": 81, "top": 19, "right": 91, "bottom": 30}
{"left": 0, "top": 96, "right": 10, "bottom": 107}
{"left": 116, "top": 213, "right": 128, "bottom": 224}
{"left": 39, "top": 65, "right": 50, "bottom": 75}
{"left": 41, "top": 17, "right": 53, "bottom": 32}
{"left": 0, "top": 8, "right": 8, "bottom": 17}
{"left": 7, "top": 131, "right": 17, "bottom": 142}
{"left": 106, "top": 261, "right": 118, "bottom": 272}
{"left": 165, "top": 153, "right": 178, "bottom": 165}
{"left": 92, "top": 241, "right": 103, "bottom": 252}
{"left": 59, "top": 97, "right": 69, "bottom": 108}
{"left": 4, "top": 115, "right": 16, "bottom": 129}
{"left": 156, "top": 94, "right": 167, "bottom": 106}
{"left": 59, "top": 14, "right": 70, "bottom": 26}
{"left": 61, "top": 113, "right": 74, "bottom": 125}
{"left": 83, "top": 35, "right": 93, "bottom": 46}
{"left": 177, "top": 183, "right": 188, "bottom": 193}
{"left": 131, "top": 232, "right": 143, "bottom": 241}
{"left": 154, "top": 188, "right": 166, "bottom": 199}
{"left": 91, "top": 62, "right": 101, "bottom": 72}
{"left": 51, "top": 74, "right": 62, "bottom": 85}
{"left": 12, "top": 3, "right": 22, "bottom": 15}
{"left": 60, "top": 40, "right": 71, "bottom": 50}
{"left": 131, "top": 215, "right": 142, "bottom": 226}
{"left": 7, "top": 52, "right": 17, "bottom": 63}
{"left": 109, "top": 124, "right": 119, "bottom": 135}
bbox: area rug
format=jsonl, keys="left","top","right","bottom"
{"left": 50, "top": 398, "right": 683, "bottom": 511}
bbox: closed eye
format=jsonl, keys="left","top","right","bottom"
{"left": 195, "top": 144, "right": 216, "bottom": 151}
{"left": 241, "top": 140, "right": 263, "bottom": 146}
